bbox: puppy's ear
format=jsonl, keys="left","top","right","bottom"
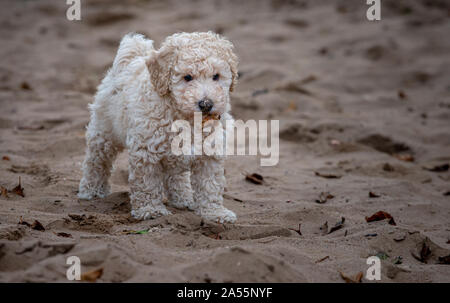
{"left": 220, "top": 39, "right": 239, "bottom": 92}
{"left": 228, "top": 51, "right": 239, "bottom": 92}
{"left": 147, "top": 45, "right": 175, "bottom": 97}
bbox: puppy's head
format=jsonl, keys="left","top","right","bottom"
{"left": 147, "top": 32, "right": 238, "bottom": 119}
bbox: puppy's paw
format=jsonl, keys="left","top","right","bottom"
{"left": 197, "top": 207, "right": 237, "bottom": 224}
{"left": 77, "top": 185, "right": 109, "bottom": 200}
{"left": 131, "top": 205, "right": 172, "bottom": 220}
{"left": 77, "top": 179, "right": 110, "bottom": 200}
{"left": 168, "top": 199, "right": 197, "bottom": 211}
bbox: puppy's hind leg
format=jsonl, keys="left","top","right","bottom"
{"left": 78, "top": 128, "right": 119, "bottom": 200}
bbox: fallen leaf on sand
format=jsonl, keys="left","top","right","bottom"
{"left": 314, "top": 171, "right": 342, "bottom": 179}
{"left": 289, "top": 223, "right": 302, "bottom": 236}
{"left": 31, "top": 220, "right": 45, "bottom": 231}
{"left": 412, "top": 241, "right": 431, "bottom": 263}
{"left": 17, "top": 125, "right": 45, "bottom": 131}
{"left": 223, "top": 194, "right": 243, "bottom": 203}
{"left": 245, "top": 173, "right": 264, "bottom": 185}
{"left": 376, "top": 252, "right": 389, "bottom": 260}
{"left": 81, "top": 268, "right": 103, "bottom": 282}
{"left": 398, "top": 90, "right": 407, "bottom": 99}
{"left": 423, "top": 163, "right": 449, "bottom": 172}
{"left": 328, "top": 217, "right": 345, "bottom": 234}
{"left": 369, "top": 191, "right": 380, "bottom": 198}
{"left": 1, "top": 186, "right": 8, "bottom": 198}
{"left": 320, "top": 221, "right": 328, "bottom": 235}
{"left": 438, "top": 255, "right": 450, "bottom": 265}
{"left": 339, "top": 271, "right": 363, "bottom": 283}
{"left": 121, "top": 229, "right": 149, "bottom": 235}
{"left": 2, "top": 156, "right": 10, "bottom": 161}
{"left": 20, "top": 81, "right": 32, "bottom": 90}
{"left": 316, "top": 192, "right": 334, "bottom": 204}
{"left": 394, "top": 153, "right": 414, "bottom": 162}
{"left": 11, "top": 176, "right": 25, "bottom": 197}
{"left": 18, "top": 217, "right": 31, "bottom": 227}
{"left": 365, "top": 211, "right": 396, "bottom": 226}
{"left": 286, "top": 100, "right": 298, "bottom": 111}
{"left": 55, "top": 232, "right": 72, "bottom": 238}
{"left": 315, "top": 256, "right": 330, "bottom": 263}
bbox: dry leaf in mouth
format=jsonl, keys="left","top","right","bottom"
{"left": 316, "top": 192, "right": 334, "bottom": 204}
{"left": 365, "top": 211, "right": 396, "bottom": 226}
{"left": 339, "top": 271, "right": 363, "bottom": 283}
{"left": 81, "top": 268, "right": 103, "bottom": 282}
{"left": 202, "top": 113, "right": 220, "bottom": 125}
{"left": 11, "top": 176, "right": 25, "bottom": 197}
{"left": 314, "top": 171, "right": 342, "bottom": 179}
{"left": 245, "top": 173, "right": 264, "bottom": 185}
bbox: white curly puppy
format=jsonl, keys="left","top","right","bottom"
{"left": 78, "top": 32, "right": 238, "bottom": 223}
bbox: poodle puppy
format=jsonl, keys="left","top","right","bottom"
{"left": 78, "top": 32, "right": 238, "bottom": 223}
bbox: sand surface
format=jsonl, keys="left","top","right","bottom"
{"left": 0, "top": 0, "right": 449, "bottom": 282}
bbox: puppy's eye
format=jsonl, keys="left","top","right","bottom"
{"left": 184, "top": 75, "right": 193, "bottom": 82}
{"left": 213, "top": 74, "right": 220, "bottom": 81}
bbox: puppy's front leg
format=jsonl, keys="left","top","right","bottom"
{"left": 128, "top": 152, "right": 171, "bottom": 220}
{"left": 191, "top": 157, "right": 236, "bottom": 223}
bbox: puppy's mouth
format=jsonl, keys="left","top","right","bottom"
{"left": 202, "top": 113, "right": 221, "bottom": 125}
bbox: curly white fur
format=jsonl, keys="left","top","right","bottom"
{"left": 78, "top": 32, "right": 238, "bottom": 223}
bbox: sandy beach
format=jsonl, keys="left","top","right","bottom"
{"left": 0, "top": 0, "right": 449, "bottom": 282}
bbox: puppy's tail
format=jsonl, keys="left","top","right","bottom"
{"left": 112, "top": 33, "right": 155, "bottom": 73}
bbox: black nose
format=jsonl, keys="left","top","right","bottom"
{"left": 198, "top": 99, "right": 213, "bottom": 113}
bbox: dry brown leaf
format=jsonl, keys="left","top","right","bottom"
{"left": 202, "top": 113, "right": 220, "bottom": 126}
{"left": 289, "top": 223, "right": 302, "bottom": 236}
{"left": 412, "top": 241, "right": 431, "bottom": 263}
{"left": 81, "top": 268, "right": 103, "bottom": 282}
{"left": 31, "top": 220, "right": 45, "bottom": 231}
{"left": 316, "top": 192, "right": 334, "bottom": 204}
{"left": 365, "top": 211, "right": 396, "bottom": 225}
{"left": 314, "top": 171, "right": 342, "bottom": 179}
{"left": 1, "top": 186, "right": 8, "bottom": 198}
{"left": 2, "top": 156, "right": 10, "bottom": 161}
{"left": 340, "top": 271, "right": 363, "bottom": 283}
{"left": 245, "top": 173, "right": 263, "bottom": 185}
{"left": 315, "top": 256, "right": 330, "bottom": 263}
{"left": 369, "top": 191, "right": 380, "bottom": 198}
{"left": 394, "top": 153, "right": 414, "bottom": 162}
{"left": 328, "top": 217, "right": 345, "bottom": 234}
{"left": 55, "top": 232, "right": 72, "bottom": 238}
{"left": 11, "top": 176, "right": 25, "bottom": 197}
